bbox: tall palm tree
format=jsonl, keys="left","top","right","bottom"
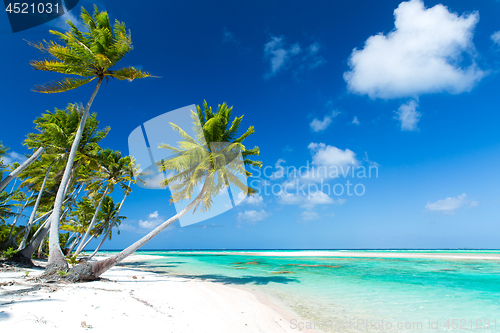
{"left": 29, "top": 5, "right": 153, "bottom": 272}
{"left": 66, "top": 102, "right": 261, "bottom": 281}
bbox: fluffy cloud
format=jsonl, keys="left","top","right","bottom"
{"left": 138, "top": 211, "right": 165, "bottom": 229}
{"left": 395, "top": 99, "right": 421, "bottom": 131}
{"left": 425, "top": 193, "right": 478, "bottom": 214}
{"left": 491, "top": 31, "right": 500, "bottom": 46}
{"left": 344, "top": 0, "right": 484, "bottom": 99}
{"left": 237, "top": 210, "right": 269, "bottom": 222}
{"left": 310, "top": 111, "right": 339, "bottom": 132}
{"left": 310, "top": 116, "right": 332, "bottom": 132}
{"left": 308, "top": 143, "right": 358, "bottom": 167}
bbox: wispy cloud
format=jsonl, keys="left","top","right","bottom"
{"left": 491, "top": 31, "right": 500, "bottom": 46}
{"left": 352, "top": 117, "right": 360, "bottom": 125}
{"left": 301, "top": 211, "right": 320, "bottom": 221}
{"left": 1, "top": 151, "right": 26, "bottom": 166}
{"left": 223, "top": 27, "right": 240, "bottom": 44}
{"left": 395, "top": 99, "right": 421, "bottom": 131}
{"left": 425, "top": 193, "right": 478, "bottom": 215}
{"left": 237, "top": 209, "right": 270, "bottom": 223}
{"left": 264, "top": 36, "right": 325, "bottom": 79}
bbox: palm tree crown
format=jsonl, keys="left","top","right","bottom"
{"left": 158, "top": 101, "right": 262, "bottom": 211}
{"left": 29, "top": 5, "right": 152, "bottom": 93}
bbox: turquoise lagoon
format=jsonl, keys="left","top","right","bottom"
{"left": 115, "top": 250, "right": 500, "bottom": 332}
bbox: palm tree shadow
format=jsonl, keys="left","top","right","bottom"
{"left": 173, "top": 273, "right": 299, "bottom": 285}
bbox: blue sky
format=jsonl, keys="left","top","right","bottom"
{"left": 1, "top": 0, "right": 500, "bottom": 249}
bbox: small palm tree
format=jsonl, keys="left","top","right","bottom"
{"left": 67, "top": 101, "right": 261, "bottom": 281}
{"left": 28, "top": 6, "right": 153, "bottom": 271}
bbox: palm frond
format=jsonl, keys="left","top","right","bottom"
{"left": 33, "top": 77, "right": 95, "bottom": 93}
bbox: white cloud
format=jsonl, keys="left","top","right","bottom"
{"left": 344, "top": 0, "right": 484, "bottom": 99}
{"left": 491, "top": 31, "right": 500, "bottom": 46}
{"left": 237, "top": 192, "right": 265, "bottom": 206}
{"left": 310, "top": 115, "right": 333, "bottom": 132}
{"left": 308, "top": 143, "right": 358, "bottom": 167}
{"left": 301, "top": 211, "right": 320, "bottom": 221}
{"left": 138, "top": 211, "right": 165, "bottom": 229}
{"left": 395, "top": 99, "right": 421, "bottom": 131}
{"left": 425, "top": 193, "right": 477, "bottom": 214}
{"left": 2, "top": 151, "right": 26, "bottom": 166}
{"left": 352, "top": 117, "right": 360, "bottom": 125}
{"left": 237, "top": 210, "right": 269, "bottom": 222}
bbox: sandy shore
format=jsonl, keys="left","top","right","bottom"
{"left": 0, "top": 255, "right": 319, "bottom": 333}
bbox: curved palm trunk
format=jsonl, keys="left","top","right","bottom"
{"left": 88, "top": 181, "right": 131, "bottom": 260}
{"left": 78, "top": 234, "right": 95, "bottom": 254}
{"left": 47, "top": 78, "right": 103, "bottom": 271}
{"left": 0, "top": 147, "right": 44, "bottom": 192}
{"left": 68, "top": 233, "right": 82, "bottom": 253}
{"left": 18, "top": 165, "right": 52, "bottom": 250}
{"left": 81, "top": 185, "right": 207, "bottom": 280}
{"left": 17, "top": 215, "right": 50, "bottom": 258}
{"left": 74, "top": 185, "right": 109, "bottom": 257}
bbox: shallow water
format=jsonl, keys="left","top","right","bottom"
{"left": 115, "top": 250, "right": 500, "bottom": 332}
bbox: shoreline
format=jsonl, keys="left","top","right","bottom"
{"left": 101, "top": 250, "right": 500, "bottom": 260}
{"left": 0, "top": 254, "right": 320, "bottom": 333}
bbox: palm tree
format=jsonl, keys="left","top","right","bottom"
{"left": 29, "top": 5, "right": 153, "bottom": 272}
{"left": 88, "top": 195, "right": 127, "bottom": 260}
{"left": 65, "top": 101, "right": 261, "bottom": 281}
{"left": 13, "top": 106, "right": 109, "bottom": 262}
{"left": 74, "top": 151, "right": 131, "bottom": 256}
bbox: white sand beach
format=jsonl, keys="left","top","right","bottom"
{"left": 0, "top": 255, "right": 319, "bottom": 333}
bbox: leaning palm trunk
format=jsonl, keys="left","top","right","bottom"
{"left": 77, "top": 234, "right": 95, "bottom": 255}
{"left": 74, "top": 185, "right": 109, "bottom": 257}
{"left": 88, "top": 181, "right": 131, "bottom": 260}
{"left": 67, "top": 185, "right": 207, "bottom": 281}
{"left": 47, "top": 78, "right": 103, "bottom": 271}
{"left": 18, "top": 165, "right": 52, "bottom": 250}
{"left": 68, "top": 233, "right": 82, "bottom": 253}
{"left": 17, "top": 171, "right": 82, "bottom": 259}
{"left": 0, "top": 147, "right": 44, "bottom": 192}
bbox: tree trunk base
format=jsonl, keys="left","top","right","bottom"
{"left": 41, "top": 262, "right": 69, "bottom": 279}
{"left": 62, "top": 262, "right": 98, "bottom": 282}
{"left": 7, "top": 253, "right": 35, "bottom": 268}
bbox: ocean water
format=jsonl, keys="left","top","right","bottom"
{"left": 116, "top": 250, "right": 500, "bottom": 332}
